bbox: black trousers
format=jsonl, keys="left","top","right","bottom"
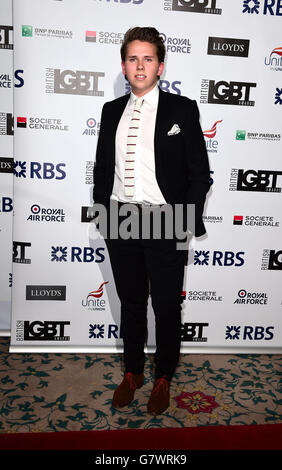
{"left": 104, "top": 202, "right": 186, "bottom": 381}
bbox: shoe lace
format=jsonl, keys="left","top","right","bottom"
{"left": 152, "top": 377, "right": 169, "bottom": 395}
{"left": 124, "top": 372, "right": 137, "bottom": 391}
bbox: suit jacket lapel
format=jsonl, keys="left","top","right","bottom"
{"left": 108, "top": 93, "right": 130, "bottom": 168}
{"left": 112, "top": 94, "right": 130, "bottom": 132}
{"left": 154, "top": 87, "right": 167, "bottom": 177}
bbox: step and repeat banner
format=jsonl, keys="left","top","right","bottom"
{"left": 0, "top": 0, "right": 13, "bottom": 335}
{"left": 9, "top": 0, "right": 282, "bottom": 352}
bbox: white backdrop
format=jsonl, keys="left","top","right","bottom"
{"left": 0, "top": 0, "right": 13, "bottom": 335}
{"left": 8, "top": 0, "right": 282, "bottom": 353}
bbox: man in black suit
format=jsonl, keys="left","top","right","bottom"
{"left": 93, "top": 27, "right": 210, "bottom": 415}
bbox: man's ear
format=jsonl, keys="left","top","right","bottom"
{"left": 157, "top": 61, "right": 165, "bottom": 78}
{"left": 121, "top": 61, "right": 128, "bottom": 81}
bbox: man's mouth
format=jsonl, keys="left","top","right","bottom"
{"left": 135, "top": 74, "right": 146, "bottom": 80}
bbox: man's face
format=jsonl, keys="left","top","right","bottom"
{"left": 122, "top": 40, "right": 164, "bottom": 97}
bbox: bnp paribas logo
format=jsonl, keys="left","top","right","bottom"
{"left": 236, "top": 129, "right": 281, "bottom": 141}
{"left": 22, "top": 25, "right": 33, "bottom": 37}
{"left": 236, "top": 130, "right": 246, "bottom": 140}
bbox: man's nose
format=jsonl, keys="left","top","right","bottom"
{"left": 137, "top": 61, "right": 144, "bottom": 69}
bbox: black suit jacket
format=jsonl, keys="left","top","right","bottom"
{"left": 93, "top": 87, "right": 210, "bottom": 236}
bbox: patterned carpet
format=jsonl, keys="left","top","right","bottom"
{"left": 0, "top": 337, "right": 281, "bottom": 434}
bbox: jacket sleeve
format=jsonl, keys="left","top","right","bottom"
{"left": 185, "top": 100, "right": 211, "bottom": 236}
{"left": 93, "top": 102, "right": 109, "bottom": 205}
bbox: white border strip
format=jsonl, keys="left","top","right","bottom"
{"left": 8, "top": 345, "right": 282, "bottom": 354}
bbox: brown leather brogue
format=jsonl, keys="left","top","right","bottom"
{"left": 112, "top": 372, "right": 144, "bottom": 408}
{"left": 147, "top": 376, "right": 170, "bottom": 415}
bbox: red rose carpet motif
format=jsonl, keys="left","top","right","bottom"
{"left": 173, "top": 391, "right": 219, "bottom": 414}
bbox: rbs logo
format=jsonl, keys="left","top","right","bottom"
{"left": 0, "top": 197, "right": 13, "bottom": 212}
{"left": 14, "top": 69, "right": 24, "bottom": 88}
{"left": 243, "top": 0, "right": 282, "bottom": 16}
{"left": 14, "top": 161, "right": 66, "bottom": 180}
{"left": 159, "top": 80, "right": 182, "bottom": 95}
{"left": 193, "top": 250, "right": 245, "bottom": 266}
{"left": 226, "top": 325, "right": 274, "bottom": 341}
{"left": 126, "top": 80, "right": 181, "bottom": 95}
{"left": 51, "top": 246, "right": 105, "bottom": 263}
